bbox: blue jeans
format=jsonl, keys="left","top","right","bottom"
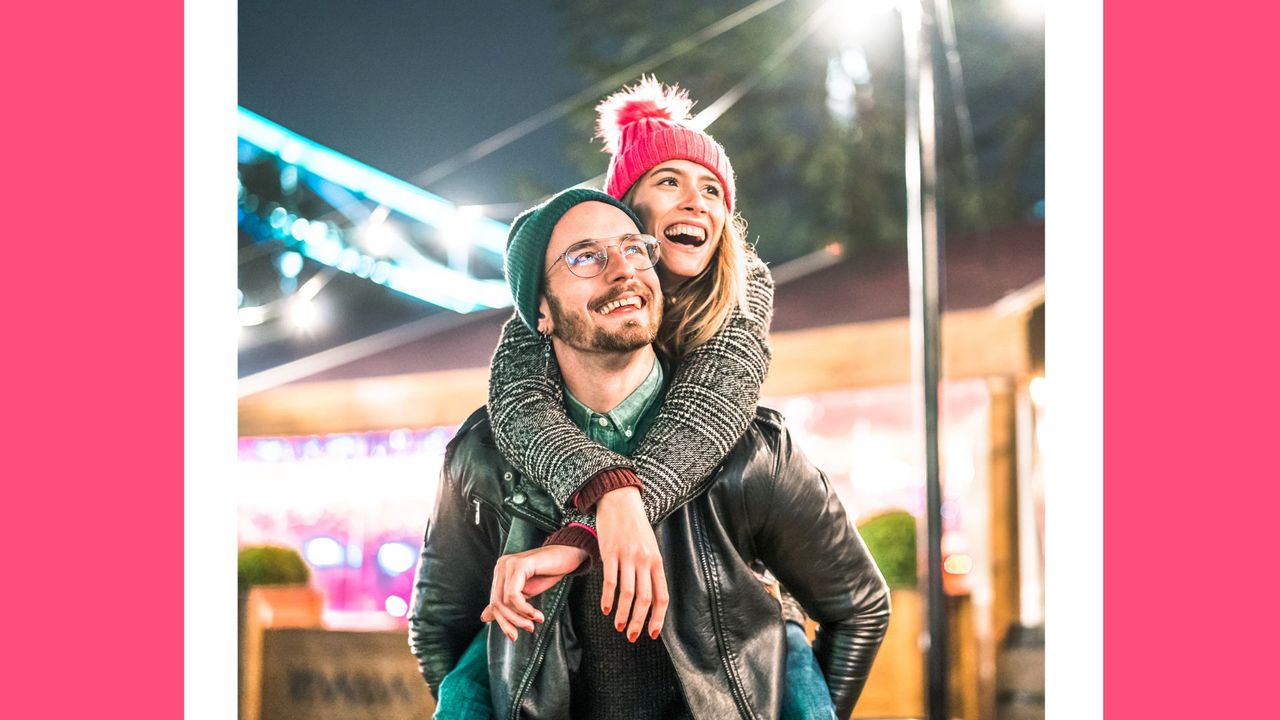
{"left": 435, "top": 623, "right": 834, "bottom": 719}
{"left": 782, "top": 620, "right": 837, "bottom": 719}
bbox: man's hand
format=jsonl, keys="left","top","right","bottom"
{"left": 595, "top": 486, "right": 669, "bottom": 642}
{"left": 481, "top": 544, "right": 589, "bottom": 640}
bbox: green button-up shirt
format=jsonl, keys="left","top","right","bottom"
{"left": 563, "top": 355, "right": 666, "bottom": 455}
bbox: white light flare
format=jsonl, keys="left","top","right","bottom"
{"left": 821, "top": 0, "right": 900, "bottom": 45}
{"left": 289, "top": 297, "right": 320, "bottom": 331}
{"left": 1029, "top": 376, "right": 1047, "bottom": 407}
{"left": 1009, "top": 0, "right": 1045, "bottom": 24}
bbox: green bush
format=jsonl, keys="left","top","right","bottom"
{"left": 858, "top": 511, "right": 917, "bottom": 589}
{"left": 237, "top": 545, "right": 310, "bottom": 590}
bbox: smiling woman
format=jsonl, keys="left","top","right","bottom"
{"left": 621, "top": 157, "right": 747, "bottom": 359}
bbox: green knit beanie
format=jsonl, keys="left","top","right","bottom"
{"left": 504, "top": 188, "right": 645, "bottom": 332}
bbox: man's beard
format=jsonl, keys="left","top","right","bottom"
{"left": 546, "top": 289, "right": 661, "bottom": 353}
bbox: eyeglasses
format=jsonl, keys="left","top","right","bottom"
{"left": 548, "top": 234, "right": 661, "bottom": 278}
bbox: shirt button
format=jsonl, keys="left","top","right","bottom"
{"left": 598, "top": 417, "right": 609, "bottom": 427}
{"left": 512, "top": 492, "right": 526, "bottom": 505}
{"left": 624, "top": 429, "right": 633, "bottom": 437}
{"left": 502, "top": 471, "right": 513, "bottom": 481}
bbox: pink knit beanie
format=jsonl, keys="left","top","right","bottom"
{"left": 595, "top": 76, "right": 736, "bottom": 214}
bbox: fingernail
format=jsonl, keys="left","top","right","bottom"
{"left": 628, "top": 631, "right": 638, "bottom": 642}
{"left": 650, "top": 628, "right": 660, "bottom": 639}
{"left": 616, "top": 623, "right": 625, "bottom": 632}
{"left": 534, "top": 612, "right": 545, "bottom": 623}
{"left": 602, "top": 605, "right": 611, "bottom": 615}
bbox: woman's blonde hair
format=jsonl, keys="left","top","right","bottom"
{"left": 623, "top": 184, "right": 750, "bottom": 359}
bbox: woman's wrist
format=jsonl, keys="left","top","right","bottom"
{"left": 572, "top": 467, "right": 643, "bottom": 513}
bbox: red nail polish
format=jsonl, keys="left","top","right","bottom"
{"left": 650, "top": 628, "right": 660, "bottom": 640}
{"left": 628, "top": 631, "right": 638, "bottom": 642}
{"left": 602, "top": 606, "right": 611, "bottom": 615}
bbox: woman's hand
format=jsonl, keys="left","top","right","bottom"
{"left": 481, "top": 544, "right": 589, "bottom": 640}
{"left": 594, "top": 486, "right": 670, "bottom": 642}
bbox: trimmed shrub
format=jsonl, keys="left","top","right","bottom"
{"left": 858, "top": 510, "right": 917, "bottom": 589}
{"left": 237, "top": 545, "right": 310, "bottom": 590}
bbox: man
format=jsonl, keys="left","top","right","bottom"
{"left": 410, "top": 188, "right": 890, "bottom": 719}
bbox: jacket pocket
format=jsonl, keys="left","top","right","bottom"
{"left": 469, "top": 493, "right": 511, "bottom": 534}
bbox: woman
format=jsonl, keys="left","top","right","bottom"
{"left": 442, "top": 77, "right": 836, "bottom": 719}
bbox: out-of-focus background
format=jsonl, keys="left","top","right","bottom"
{"left": 236, "top": 1, "right": 1044, "bottom": 718}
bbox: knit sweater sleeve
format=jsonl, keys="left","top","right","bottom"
{"left": 487, "top": 314, "right": 634, "bottom": 510}
{"left": 631, "top": 253, "right": 774, "bottom": 524}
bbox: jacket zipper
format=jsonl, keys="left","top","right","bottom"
{"left": 692, "top": 506, "right": 756, "bottom": 719}
{"left": 470, "top": 494, "right": 511, "bottom": 533}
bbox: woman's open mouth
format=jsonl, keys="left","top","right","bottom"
{"left": 664, "top": 223, "right": 707, "bottom": 247}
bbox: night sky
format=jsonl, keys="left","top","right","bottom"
{"left": 239, "top": 0, "right": 590, "bottom": 207}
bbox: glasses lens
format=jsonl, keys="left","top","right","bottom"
{"left": 564, "top": 242, "right": 607, "bottom": 277}
{"left": 620, "top": 234, "right": 659, "bottom": 270}
{"left": 561, "top": 235, "right": 659, "bottom": 277}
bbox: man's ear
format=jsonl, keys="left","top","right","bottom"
{"left": 536, "top": 297, "right": 553, "bottom": 335}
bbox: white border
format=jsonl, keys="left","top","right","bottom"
{"left": 184, "top": 0, "right": 237, "bottom": 717}
{"left": 1045, "top": 0, "right": 1103, "bottom": 717}
{"left": 205, "top": 1, "right": 1098, "bottom": 715}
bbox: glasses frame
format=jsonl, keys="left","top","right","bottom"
{"left": 547, "top": 233, "right": 661, "bottom": 278}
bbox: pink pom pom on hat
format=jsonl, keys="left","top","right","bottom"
{"left": 595, "top": 76, "right": 736, "bottom": 213}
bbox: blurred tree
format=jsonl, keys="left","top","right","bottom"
{"left": 549, "top": 0, "right": 1043, "bottom": 265}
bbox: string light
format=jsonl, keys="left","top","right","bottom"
{"left": 238, "top": 109, "right": 514, "bottom": 312}
{"left": 304, "top": 537, "right": 344, "bottom": 567}
{"left": 385, "top": 595, "right": 409, "bottom": 617}
{"left": 278, "top": 251, "right": 303, "bottom": 279}
{"left": 943, "top": 553, "right": 973, "bottom": 575}
{"left": 376, "top": 542, "right": 418, "bottom": 575}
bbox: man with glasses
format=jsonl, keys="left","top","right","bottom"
{"left": 410, "top": 188, "right": 889, "bottom": 720}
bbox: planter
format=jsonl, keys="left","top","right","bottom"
{"left": 239, "top": 585, "right": 325, "bottom": 720}
{"left": 854, "top": 588, "right": 924, "bottom": 718}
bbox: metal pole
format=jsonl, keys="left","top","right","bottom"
{"left": 902, "top": 1, "right": 949, "bottom": 718}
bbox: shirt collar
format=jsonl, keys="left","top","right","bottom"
{"left": 563, "top": 356, "right": 664, "bottom": 436}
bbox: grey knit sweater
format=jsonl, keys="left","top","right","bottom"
{"left": 487, "top": 254, "right": 775, "bottom": 531}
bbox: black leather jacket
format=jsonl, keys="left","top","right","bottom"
{"left": 409, "top": 406, "right": 890, "bottom": 720}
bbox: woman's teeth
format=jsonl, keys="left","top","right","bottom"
{"left": 664, "top": 224, "right": 706, "bottom": 246}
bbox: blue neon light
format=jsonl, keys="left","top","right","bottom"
{"left": 237, "top": 107, "right": 512, "bottom": 312}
